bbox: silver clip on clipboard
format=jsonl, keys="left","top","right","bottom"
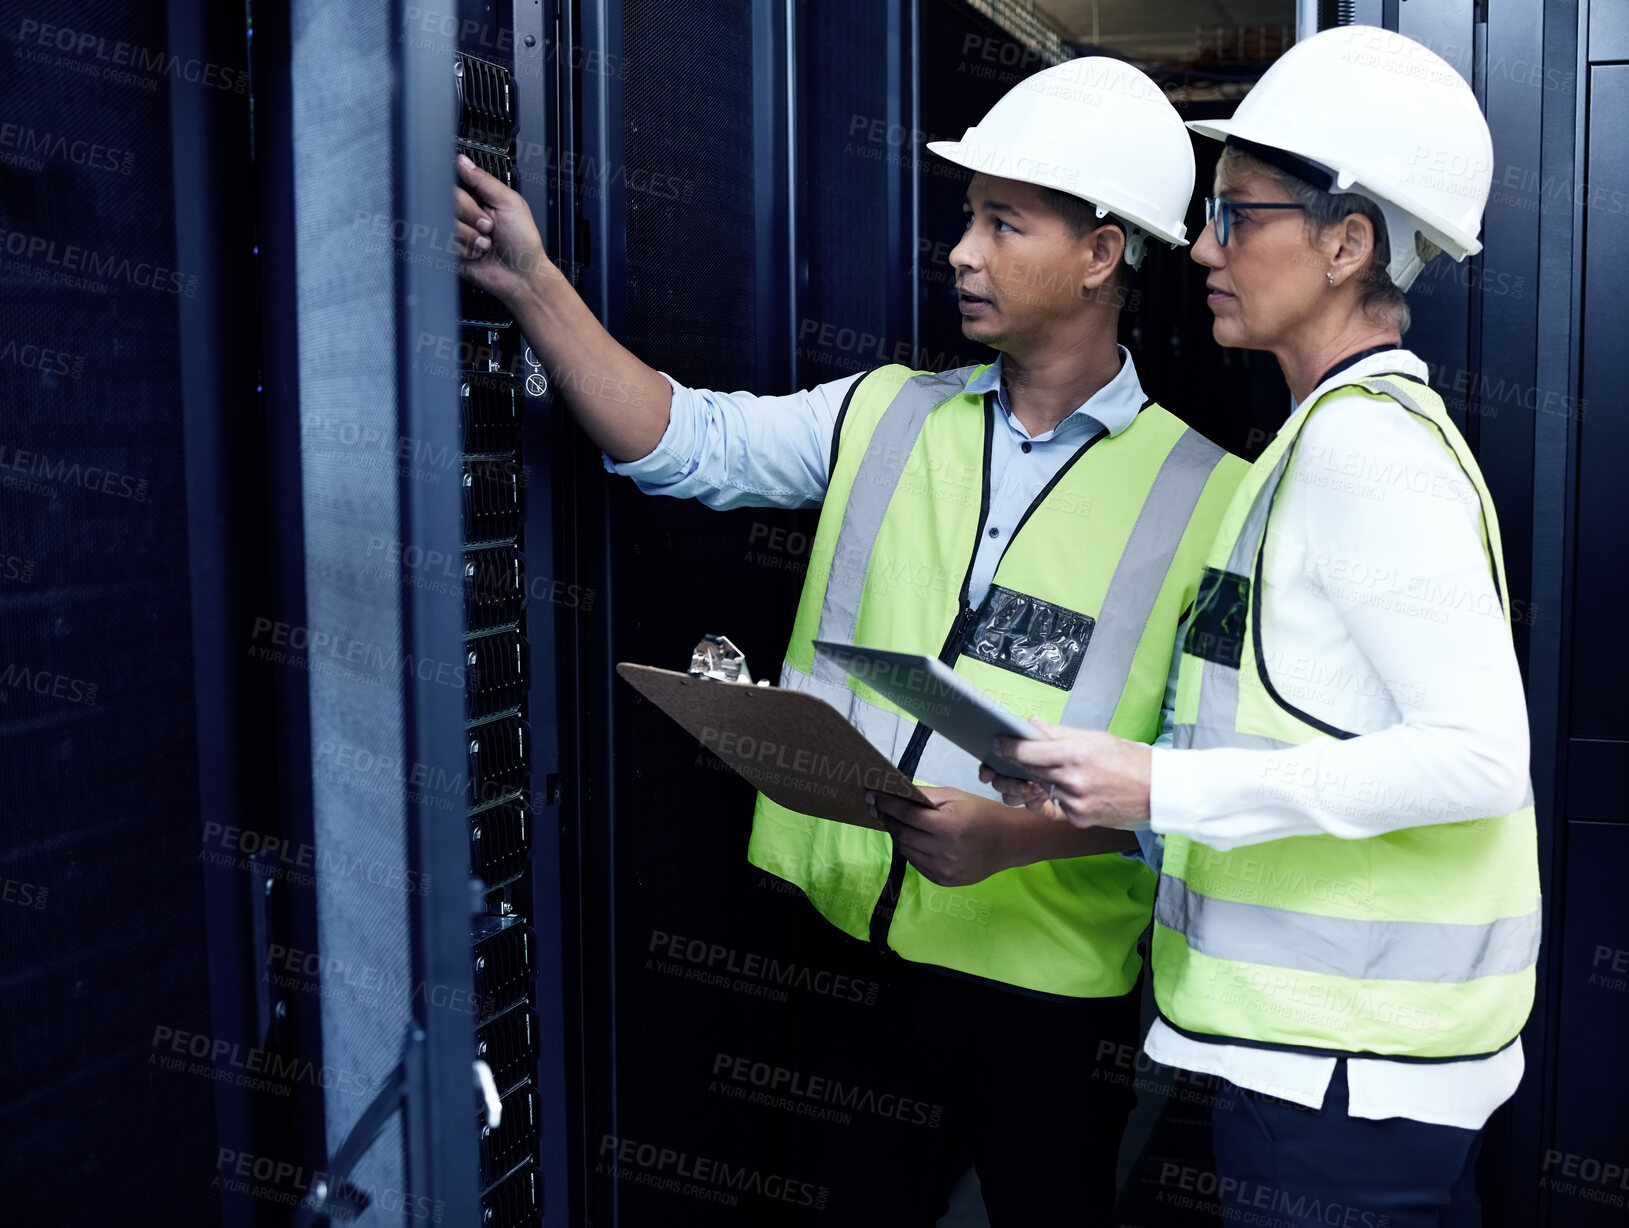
{"left": 689, "top": 634, "right": 770, "bottom": 686}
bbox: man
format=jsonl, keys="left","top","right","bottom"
{"left": 456, "top": 56, "right": 1245, "bottom": 1224}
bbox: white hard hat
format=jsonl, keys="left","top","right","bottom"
{"left": 1187, "top": 25, "right": 1493, "bottom": 291}
{"left": 927, "top": 57, "right": 1194, "bottom": 269}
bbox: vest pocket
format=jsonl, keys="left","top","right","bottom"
{"left": 1186, "top": 566, "right": 1250, "bottom": 669}
{"left": 963, "top": 583, "right": 1095, "bottom": 689}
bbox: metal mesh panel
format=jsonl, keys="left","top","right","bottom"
{"left": 593, "top": 10, "right": 841, "bottom": 1226}
{"left": 797, "top": 0, "right": 895, "bottom": 384}
{"left": 915, "top": 0, "right": 1021, "bottom": 380}
{"left": 620, "top": 0, "right": 756, "bottom": 386}
{"left": 289, "top": 0, "right": 411, "bottom": 1211}
{"left": 607, "top": 0, "right": 780, "bottom": 892}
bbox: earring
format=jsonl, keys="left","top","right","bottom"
{"left": 1327, "top": 272, "right": 1337, "bottom": 287}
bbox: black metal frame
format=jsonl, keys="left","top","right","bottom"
{"left": 573, "top": 6, "right": 628, "bottom": 1223}
{"left": 507, "top": 0, "right": 581, "bottom": 1220}
{"left": 168, "top": 0, "right": 299, "bottom": 1218}
{"left": 891, "top": 0, "right": 921, "bottom": 355}
{"left": 165, "top": 0, "right": 329, "bottom": 1219}
{"left": 543, "top": 2, "right": 627, "bottom": 1225}
{"left": 246, "top": 0, "right": 335, "bottom": 1213}
{"left": 1524, "top": 3, "right": 1589, "bottom": 1226}
{"left": 1486, "top": 0, "right": 1582, "bottom": 1219}
{"left": 755, "top": 0, "right": 798, "bottom": 390}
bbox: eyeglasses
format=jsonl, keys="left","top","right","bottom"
{"left": 1204, "top": 196, "right": 1307, "bottom": 247}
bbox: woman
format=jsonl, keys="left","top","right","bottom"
{"left": 982, "top": 25, "right": 1537, "bottom": 1228}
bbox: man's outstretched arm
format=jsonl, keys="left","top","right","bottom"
{"left": 456, "top": 153, "right": 857, "bottom": 512}
{"left": 454, "top": 153, "right": 672, "bottom": 462}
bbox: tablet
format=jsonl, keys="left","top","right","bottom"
{"left": 811, "top": 640, "right": 1040, "bottom": 782}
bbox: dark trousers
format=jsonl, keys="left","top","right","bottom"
{"left": 1211, "top": 1059, "right": 1485, "bottom": 1228}
{"left": 758, "top": 877, "right": 1141, "bottom": 1227}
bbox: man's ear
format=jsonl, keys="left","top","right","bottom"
{"left": 1081, "top": 224, "right": 1125, "bottom": 294}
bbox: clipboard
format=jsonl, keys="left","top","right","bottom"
{"left": 615, "top": 663, "right": 930, "bottom": 830}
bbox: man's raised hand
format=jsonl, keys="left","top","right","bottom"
{"left": 455, "top": 153, "right": 550, "bottom": 306}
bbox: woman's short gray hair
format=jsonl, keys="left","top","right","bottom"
{"left": 1218, "top": 144, "right": 1411, "bottom": 335}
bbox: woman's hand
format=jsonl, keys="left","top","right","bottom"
{"left": 979, "top": 719, "right": 1152, "bottom": 829}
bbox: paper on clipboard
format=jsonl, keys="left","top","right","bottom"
{"left": 615, "top": 663, "right": 930, "bottom": 830}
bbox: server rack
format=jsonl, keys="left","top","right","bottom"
{"left": 249, "top": 0, "right": 573, "bottom": 1222}
{"left": 454, "top": 32, "right": 544, "bottom": 1228}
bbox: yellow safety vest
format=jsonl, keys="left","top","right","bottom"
{"left": 1155, "top": 374, "right": 1540, "bottom": 1056}
{"left": 749, "top": 362, "right": 1246, "bottom": 996}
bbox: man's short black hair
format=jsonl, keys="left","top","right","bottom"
{"left": 1038, "top": 185, "right": 1132, "bottom": 292}
{"left": 1038, "top": 185, "right": 1116, "bottom": 239}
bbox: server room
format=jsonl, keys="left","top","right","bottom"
{"left": 1, "top": 0, "right": 1624, "bottom": 1226}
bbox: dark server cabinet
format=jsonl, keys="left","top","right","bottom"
{"left": 1543, "top": 22, "right": 1629, "bottom": 1228}
{"left": 565, "top": 1, "right": 864, "bottom": 1223}
{"left": 1572, "top": 62, "right": 1629, "bottom": 747}
{"left": 0, "top": 1, "right": 273, "bottom": 1222}
{"left": 243, "top": 0, "right": 573, "bottom": 1222}
{"left": 794, "top": 0, "right": 913, "bottom": 388}
{"left": 1548, "top": 823, "right": 1629, "bottom": 1225}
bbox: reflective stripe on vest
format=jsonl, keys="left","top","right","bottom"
{"left": 812, "top": 366, "right": 980, "bottom": 687}
{"left": 749, "top": 363, "right": 1247, "bottom": 997}
{"left": 1154, "top": 374, "right": 1540, "bottom": 1058}
{"left": 1064, "top": 427, "right": 1231, "bottom": 729}
{"left": 1155, "top": 875, "right": 1541, "bottom": 984}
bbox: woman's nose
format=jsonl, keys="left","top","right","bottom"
{"left": 1191, "top": 221, "right": 1223, "bottom": 268}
